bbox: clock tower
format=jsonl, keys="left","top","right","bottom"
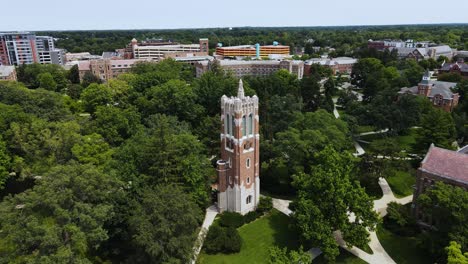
{"left": 217, "top": 79, "right": 260, "bottom": 214}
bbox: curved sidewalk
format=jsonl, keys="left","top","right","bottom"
{"left": 272, "top": 178, "right": 413, "bottom": 264}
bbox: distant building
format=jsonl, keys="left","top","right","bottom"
{"left": 0, "top": 33, "right": 64, "bottom": 65}
{"left": 398, "top": 71, "right": 459, "bottom": 112}
{"left": 78, "top": 58, "right": 150, "bottom": 82}
{"left": 0, "top": 32, "right": 38, "bottom": 65}
{"left": 128, "top": 38, "right": 209, "bottom": 61}
{"left": 304, "top": 57, "right": 357, "bottom": 76}
{"left": 412, "top": 144, "right": 468, "bottom": 225}
{"left": 438, "top": 60, "right": 468, "bottom": 79}
{"left": 368, "top": 39, "right": 431, "bottom": 51}
{"left": 195, "top": 59, "right": 304, "bottom": 79}
{"left": 0, "top": 65, "right": 17, "bottom": 81}
{"left": 65, "top": 52, "right": 102, "bottom": 62}
{"left": 396, "top": 45, "right": 454, "bottom": 61}
{"left": 215, "top": 43, "right": 290, "bottom": 59}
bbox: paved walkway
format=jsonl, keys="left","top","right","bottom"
{"left": 191, "top": 205, "right": 218, "bottom": 264}
{"left": 338, "top": 178, "right": 413, "bottom": 263}
{"left": 359, "top": 129, "right": 389, "bottom": 136}
{"left": 272, "top": 178, "right": 413, "bottom": 264}
{"left": 272, "top": 198, "right": 323, "bottom": 260}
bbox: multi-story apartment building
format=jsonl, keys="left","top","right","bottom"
{"left": 215, "top": 43, "right": 290, "bottom": 59}
{"left": 0, "top": 32, "right": 64, "bottom": 66}
{"left": 0, "top": 32, "right": 38, "bottom": 65}
{"left": 128, "top": 38, "right": 209, "bottom": 61}
{"left": 195, "top": 59, "right": 304, "bottom": 79}
{"left": 304, "top": 57, "right": 357, "bottom": 76}
{"left": 36, "top": 36, "right": 65, "bottom": 65}
{"left": 0, "top": 65, "right": 17, "bottom": 81}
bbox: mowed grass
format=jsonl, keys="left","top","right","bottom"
{"left": 199, "top": 209, "right": 300, "bottom": 264}
{"left": 386, "top": 170, "right": 415, "bottom": 198}
{"left": 314, "top": 248, "right": 366, "bottom": 264}
{"left": 356, "top": 125, "right": 376, "bottom": 134}
{"left": 359, "top": 128, "right": 419, "bottom": 154}
{"left": 376, "top": 224, "right": 433, "bottom": 264}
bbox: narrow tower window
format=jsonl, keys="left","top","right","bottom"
{"left": 248, "top": 113, "right": 253, "bottom": 135}
{"left": 246, "top": 195, "right": 252, "bottom": 204}
{"left": 231, "top": 115, "right": 235, "bottom": 137}
{"left": 242, "top": 116, "right": 246, "bottom": 137}
{"left": 225, "top": 114, "right": 229, "bottom": 135}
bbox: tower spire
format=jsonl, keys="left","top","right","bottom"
{"left": 237, "top": 79, "right": 245, "bottom": 99}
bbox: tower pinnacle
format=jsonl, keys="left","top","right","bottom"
{"left": 237, "top": 79, "right": 245, "bottom": 99}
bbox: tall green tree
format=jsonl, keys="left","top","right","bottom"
{"left": 0, "top": 164, "right": 122, "bottom": 263}
{"left": 418, "top": 182, "right": 468, "bottom": 259}
{"left": 446, "top": 241, "right": 468, "bottom": 264}
{"left": 291, "top": 146, "right": 379, "bottom": 262}
{"left": 128, "top": 185, "right": 203, "bottom": 264}
{"left": 416, "top": 107, "right": 456, "bottom": 151}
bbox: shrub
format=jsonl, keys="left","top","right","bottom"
{"left": 203, "top": 225, "right": 225, "bottom": 253}
{"left": 204, "top": 225, "right": 242, "bottom": 254}
{"left": 257, "top": 196, "right": 273, "bottom": 214}
{"left": 224, "top": 227, "right": 242, "bottom": 253}
{"left": 219, "top": 211, "right": 244, "bottom": 228}
{"left": 244, "top": 211, "right": 259, "bottom": 223}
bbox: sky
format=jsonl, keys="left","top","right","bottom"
{"left": 2, "top": 0, "right": 468, "bottom": 31}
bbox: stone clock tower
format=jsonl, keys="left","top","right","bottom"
{"left": 217, "top": 79, "right": 260, "bottom": 214}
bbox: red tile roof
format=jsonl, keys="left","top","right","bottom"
{"left": 420, "top": 145, "right": 468, "bottom": 184}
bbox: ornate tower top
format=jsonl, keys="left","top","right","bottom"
{"left": 237, "top": 79, "right": 245, "bottom": 99}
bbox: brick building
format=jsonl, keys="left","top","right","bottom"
{"left": 304, "top": 57, "right": 357, "bottom": 76}
{"left": 438, "top": 60, "right": 468, "bottom": 79}
{"left": 216, "top": 80, "right": 260, "bottom": 214}
{"left": 398, "top": 71, "right": 459, "bottom": 112}
{"left": 195, "top": 59, "right": 304, "bottom": 79}
{"left": 412, "top": 144, "right": 468, "bottom": 224}
{"left": 78, "top": 58, "right": 150, "bottom": 82}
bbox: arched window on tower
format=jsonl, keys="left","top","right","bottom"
{"left": 242, "top": 115, "right": 246, "bottom": 137}
{"left": 246, "top": 195, "right": 252, "bottom": 204}
{"left": 248, "top": 113, "right": 253, "bottom": 135}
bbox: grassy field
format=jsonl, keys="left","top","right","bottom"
{"left": 386, "top": 170, "right": 415, "bottom": 198}
{"left": 356, "top": 125, "right": 376, "bottom": 134}
{"left": 359, "top": 128, "right": 419, "bottom": 154}
{"left": 199, "top": 209, "right": 300, "bottom": 264}
{"left": 376, "top": 224, "right": 433, "bottom": 264}
{"left": 314, "top": 248, "right": 367, "bottom": 264}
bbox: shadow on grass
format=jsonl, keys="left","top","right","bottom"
{"left": 267, "top": 210, "right": 301, "bottom": 250}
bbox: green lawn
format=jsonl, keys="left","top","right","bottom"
{"left": 199, "top": 209, "right": 300, "bottom": 264}
{"left": 386, "top": 170, "right": 415, "bottom": 198}
{"left": 356, "top": 125, "right": 376, "bottom": 134}
{"left": 314, "top": 248, "right": 366, "bottom": 264}
{"left": 394, "top": 129, "right": 418, "bottom": 153}
{"left": 359, "top": 128, "right": 419, "bottom": 154}
{"left": 377, "top": 224, "right": 433, "bottom": 264}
